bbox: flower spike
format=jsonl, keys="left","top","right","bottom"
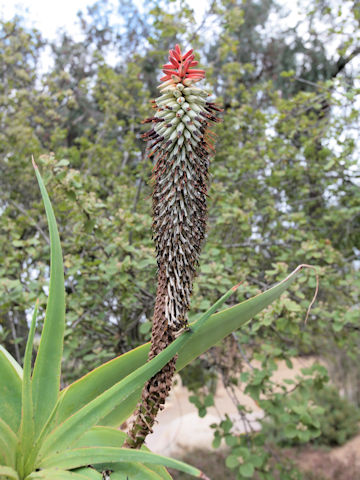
{"left": 126, "top": 45, "right": 222, "bottom": 449}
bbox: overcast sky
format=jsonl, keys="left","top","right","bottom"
{"left": 0, "top": 0, "right": 100, "bottom": 39}
{"left": 0, "top": 0, "right": 210, "bottom": 41}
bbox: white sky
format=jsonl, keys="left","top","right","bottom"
{"left": 0, "top": 0, "right": 97, "bottom": 39}
{"left": 0, "top": 0, "right": 208, "bottom": 72}
{"left": 0, "top": 0, "right": 208, "bottom": 41}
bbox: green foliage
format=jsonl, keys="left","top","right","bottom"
{"left": 1, "top": 0, "right": 360, "bottom": 478}
{"left": 209, "top": 364, "right": 360, "bottom": 478}
{"left": 260, "top": 365, "right": 329, "bottom": 446}
{"left": 262, "top": 383, "right": 360, "bottom": 448}
{"left": 309, "top": 386, "right": 360, "bottom": 446}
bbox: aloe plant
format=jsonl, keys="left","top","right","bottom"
{"left": 0, "top": 53, "right": 313, "bottom": 480}
{"left": 0, "top": 159, "right": 310, "bottom": 479}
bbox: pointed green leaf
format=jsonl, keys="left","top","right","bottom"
{"left": 18, "top": 301, "right": 38, "bottom": 473}
{"left": 31, "top": 161, "right": 65, "bottom": 436}
{"left": 91, "top": 445, "right": 172, "bottom": 479}
{"left": 0, "top": 346, "right": 22, "bottom": 432}
{"left": 101, "top": 266, "right": 307, "bottom": 426}
{"left": 38, "top": 446, "right": 204, "bottom": 478}
{"left": 99, "top": 390, "right": 141, "bottom": 428}
{"left": 0, "top": 418, "right": 18, "bottom": 467}
{"left": 33, "top": 288, "right": 234, "bottom": 464}
{"left": 54, "top": 288, "right": 235, "bottom": 430}
{"left": 53, "top": 344, "right": 149, "bottom": 428}
{"left": 176, "top": 265, "right": 304, "bottom": 370}
{"left": 72, "top": 427, "right": 171, "bottom": 478}
{"left": 57, "top": 266, "right": 306, "bottom": 428}
{"left": 0, "top": 346, "right": 23, "bottom": 378}
{"left": 0, "top": 466, "right": 19, "bottom": 480}
{"left": 33, "top": 327, "right": 197, "bottom": 464}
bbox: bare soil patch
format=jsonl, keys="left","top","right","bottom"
{"left": 169, "top": 438, "right": 360, "bottom": 480}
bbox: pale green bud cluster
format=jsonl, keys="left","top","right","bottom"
{"left": 144, "top": 80, "right": 220, "bottom": 329}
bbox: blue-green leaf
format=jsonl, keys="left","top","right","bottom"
{"left": 31, "top": 160, "right": 65, "bottom": 436}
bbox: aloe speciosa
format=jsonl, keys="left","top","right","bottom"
{"left": 0, "top": 47, "right": 312, "bottom": 480}
{"left": 127, "top": 44, "right": 222, "bottom": 448}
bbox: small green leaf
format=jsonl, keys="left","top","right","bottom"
{"left": 204, "top": 394, "right": 214, "bottom": 408}
{"left": 280, "top": 69, "right": 295, "bottom": 77}
{"left": 139, "top": 321, "right": 152, "bottom": 335}
{"left": 220, "top": 416, "right": 233, "bottom": 433}
{"left": 84, "top": 219, "right": 96, "bottom": 233}
{"left": 284, "top": 424, "right": 298, "bottom": 439}
{"left": 225, "top": 434, "right": 238, "bottom": 447}
{"left": 225, "top": 454, "right": 239, "bottom": 469}
{"left": 56, "top": 159, "right": 70, "bottom": 167}
{"left": 199, "top": 408, "right": 207, "bottom": 417}
{"left": 212, "top": 433, "right": 221, "bottom": 449}
{"left": 239, "top": 462, "right": 255, "bottom": 478}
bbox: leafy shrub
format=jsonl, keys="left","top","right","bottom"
{"left": 312, "top": 385, "right": 360, "bottom": 446}
{"left": 262, "top": 382, "right": 359, "bottom": 449}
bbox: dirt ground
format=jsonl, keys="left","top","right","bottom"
{"left": 170, "top": 440, "right": 360, "bottom": 480}
{"left": 296, "top": 434, "right": 360, "bottom": 479}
